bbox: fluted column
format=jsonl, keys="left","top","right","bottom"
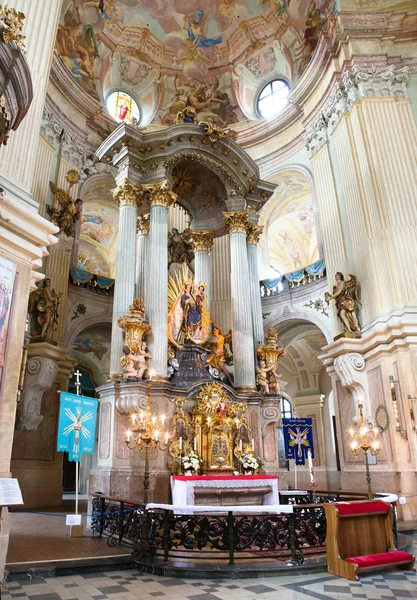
{"left": 0, "top": 0, "right": 64, "bottom": 206}
{"left": 145, "top": 182, "right": 177, "bottom": 380}
{"left": 109, "top": 180, "right": 142, "bottom": 376}
{"left": 189, "top": 230, "right": 214, "bottom": 315}
{"left": 136, "top": 213, "right": 149, "bottom": 300}
{"left": 224, "top": 210, "right": 256, "bottom": 391}
{"left": 247, "top": 225, "right": 264, "bottom": 345}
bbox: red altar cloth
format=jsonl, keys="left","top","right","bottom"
{"left": 172, "top": 475, "right": 279, "bottom": 481}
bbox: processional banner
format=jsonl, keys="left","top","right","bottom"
{"left": 57, "top": 392, "right": 98, "bottom": 462}
{"left": 282, "top": 417, "right": 314, "bottom": 465}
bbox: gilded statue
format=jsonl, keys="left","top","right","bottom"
{"left": 325, "top": 272, "right": 361, "bottom": 337}
{"left": 256, "top": 360, "right": 280, "bottom": 395}
{"left": 206, "top": 325, "right": 233, "bottom": 382}
{"left": 256, "top": 327, "right": 285, "bottom": 395}
{"left": 28, "top": 278, "right": 62, "bottom": 340}
{"left": 47, "top": 174, "right": 83, "bottom": 238}
{"left": 168, "top": 227, "right": 194, "bottom": 272}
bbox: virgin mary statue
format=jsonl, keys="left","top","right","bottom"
{"left": 168, "top": 268, "right": 209, "bottom": 349}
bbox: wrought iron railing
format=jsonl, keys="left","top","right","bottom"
{"left": 91, "top": 490, "right": 397, "bottom": 566}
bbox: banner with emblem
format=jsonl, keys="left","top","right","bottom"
{"left": 282, "top": 417, "right": 314, "bottom": 466}
{"left": 57, "top": 392, "right": 98, "bottom": 462}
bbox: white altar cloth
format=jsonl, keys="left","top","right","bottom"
{"left": 146, "top": 503, "right": 293, "bottom": 515}
{"left": 170, "top": 475, "right": 280, "bottom": 506}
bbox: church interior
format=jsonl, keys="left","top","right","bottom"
{"left": 1, "top": 0, "right": 417, "bottom": 598}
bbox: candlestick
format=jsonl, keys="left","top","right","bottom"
{"left": 179, "top": 436, "right": 182, "bottom": 450}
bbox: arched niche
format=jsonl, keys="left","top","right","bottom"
{"left": 70, "top": 322, "right": 112, "bottom": 388}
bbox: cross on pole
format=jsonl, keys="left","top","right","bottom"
{"left": 75, "top": 369, "right": 82, "bottom": 396}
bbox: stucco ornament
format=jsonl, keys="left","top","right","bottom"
{"left": 21, "top": 357, "right": 58, "bottom": 430}
{"left": 334, "top": 352, "right": 372, "bottom": 423}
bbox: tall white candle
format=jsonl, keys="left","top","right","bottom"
{"left": 179, "top": 436, "right": 182, "bottom": 450}
{"left": 239, "top": 439, "right": 242, "bottom": 451}
{"left": 194, "top": 436, "right": 197, "bottom": 451}
{"left": 251, "top": 438, "right": 254, "bottom": 451}
{"left": 308, "top": 450, "right": 315, "bottom": 486}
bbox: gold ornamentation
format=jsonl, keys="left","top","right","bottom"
{"left": 137, "top": 213, "right": 150, "bottom": 235}
{"left": 144, "top": 180, "right": 177, "bottom": 208}
{"left": 175, "top": 106, "right": 196, "bottom": 124}
{"left": 199, "top": 121, "right": 225, "bottom": 142}
{"left": 28, "top": 278, "right": 62, "bottom": 341}
{"left": 246, "top": 224, "right": 264, "bottom": 245}
{"left": 192, "top": 382, "right": 229, "bottom": 415}
{"left": 325, "top": 272, "right": 361, "bottom": 338}
{"left": 117, "top": 297, "right": 151, "bottom": 356}
{"left": 0, "top": 5, "right": 26, "bottom": 52}
{"left": 112, "top": 178, "right": 143, "bottom": 207}
{"left": 65, "top": 170, "right": 80, "bottom": 185}
{"left": 168, "top": 397, "right": 192, "bottom": 474}
{"left": 47, "top": 179, "right": 83, "bottom": 238}
{"left": 188, "top": 230, "right": 214, "bottom": 252}
{"left": 256, "top": 327, "right": 285, "bottom": 395}
{"left": 223, "top": 210, "right": 250, "bottom": 234}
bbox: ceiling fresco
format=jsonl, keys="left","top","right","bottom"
{"left": 56, "top": 0, "right": 336, "bottom": 124}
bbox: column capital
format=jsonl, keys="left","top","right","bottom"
{"left": 247, "top": 224, "right": 264, "bottom": 245}
{"left": 304, "top": 114, "right": 329, "bottom": 155}
{"left": 144, "top": 180, "right": 177, "bottom": 208}
{"left": 188, "top": 229, "right": 214, "bottom": 252}
{"left": 223, "top": 210, "right": 250, "bottom": 234}
{"left": 112, "top": 178, "right": 143, "bottom": 207}
{"left": 137, "top": 212, "right": 150, "bottom": 235}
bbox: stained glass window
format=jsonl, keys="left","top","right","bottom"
{"left": 106, "top": 91, "right": 140, "bottom": 124}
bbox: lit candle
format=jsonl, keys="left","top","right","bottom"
{"left": 149, "top": 369, "right": 155, "bottom": 380}
{"left": 155, "top": 430, "right": 159, "bottom": 441}
{"left": 194, "top": 436, "right": 197, "bottom": 451}
{"left": 132, "top": 414, "right": 136, "bottom": 425}
{"left": 307, "top": 450, "right": 315, "bottom": 486}
{"left": 239, "top": 439, "right": 242, "bottom": 451}
{"left": 126, "top": 430, "right": 131, "bottom": 442}
{"left": 140, "top": 411, "right": 144, "bottom": 422}
{"left": 179, "top": 436, "right": 182, "bottom": 450}
{"left": 165, "top": 432, "right": 169, "bottom": 444}
{"left": 251, "top": 438, "right": 254, "bottom": 451}
{"left": 161, "top": 414, "right": 166, "bottom": 426}
{"left": 207, "top": 417, "right": 211, "bottom": 427}
{"left": 152, "top": 416, "right": 156, "bottom": 424}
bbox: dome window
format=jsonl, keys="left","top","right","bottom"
{"left": 106, "top": 91, "right": 140, "bottom": 124}
{"left": 257, "top": 79, "right": 290, "bottom": 120}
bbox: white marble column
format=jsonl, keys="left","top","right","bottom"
{"left": 109, "top": 180, "right": 142, "bottom": 376}
{"left": 136, "top": 213, "right": 149, "bottom": 300}
{"left": 247, "top": 225, "right": 264, "bottom": 346}
{"left": 0, "top": 0, "right": 64, "bottom": 206}
{"left": 145, "top": 182, "right": 177, "bottom": 379}
{"left": 189, "top": 230, "right": 214, "bottom": 315}
{"left": 224, "top": 210, "right": 256, "bottom": 391}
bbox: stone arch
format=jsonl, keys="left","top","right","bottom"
{"left": 267, "top": 308, "right": 332, "bottom": 345}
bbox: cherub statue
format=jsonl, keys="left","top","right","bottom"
{"left": 206, "top": 325, "right": 233, "bottom": 380}
{"left": 325, "top": 272, "right": 361, "bottom": 335}
{"left": 268, "top": 367, "right": 282, "bottom": 395}
{"left": 28, "top": 278, "right": 62, "bottom": 339}
{"left": 256, "top": 360, "right": 278, "bottom": 395}
{"left": 47, "top": 179, "right": 83, "bottom": 238}
{"left": 120, "top": 345, "right": 138, "bottom": 378}
{"left": 134, "top": 341, "right": 152, "bottom": 380}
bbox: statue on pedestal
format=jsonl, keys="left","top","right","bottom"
{"left": 206, "top": 324, "right": 233, "bottom": 382}
{"left": 256, "top": 327, "right": 285, "bottom": 395}
{"left": 28, "top": 278, "right": 62, "bottom": 341}
{"left": 325, "top": 272, "right": 361, "bottom": 338}
{"left": 47, "top": 170, "right": 83, "bottom": 238}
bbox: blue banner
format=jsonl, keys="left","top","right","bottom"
{"left": 57, "top": 392, "right": 98, "bottom": 462}
{"left": 282, "top": 418, "right": 314, "bottom": 465}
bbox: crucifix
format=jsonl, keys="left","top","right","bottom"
{"left": 74, "top": 369, "right": 82, "bottom": 396}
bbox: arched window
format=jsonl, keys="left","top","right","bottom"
{"left": 106, "top": 91, "right": 140, "bottom": 124}
{"left": 277, "top": 396, "right": 293, "bottom": 470}
{"left": 257, "top": 79, "right": 290, "bottom": 120}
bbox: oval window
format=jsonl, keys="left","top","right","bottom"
{"left": 106, "top": 91, "right": 140, "bottom": 124}
{"left": 257, "top": 79, "right": 290, "bottom": 120}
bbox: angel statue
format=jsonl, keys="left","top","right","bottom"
{"left": 325, "top": 272, "right": 361, "bottom": 336}
{"left": 47, "top": 171, "right": 83, "bottom": 238}
{"left": 206, "top": 325, "right": 233, "bottom": 383}
{"left": 28, "top": 278, "right": 62, "bottom": 340}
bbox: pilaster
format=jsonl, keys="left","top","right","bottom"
{"left": 136, "top": 213, "right": 149, "bottom": 300}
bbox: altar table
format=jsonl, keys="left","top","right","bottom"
{"left": 171, "top": 475, "right": 279, "bottom": 506}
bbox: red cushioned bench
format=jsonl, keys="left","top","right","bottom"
{"left": 324, "top": 500, "right": 415, "bottom": 580}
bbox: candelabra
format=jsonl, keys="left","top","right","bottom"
{"left": 349, "top": 403, "right": 380, "bottom": 499}
{"left": 125, "top": 384, "right": 168, "bottom": 504}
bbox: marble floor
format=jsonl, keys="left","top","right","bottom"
{"left": 2, "top": 569, "right": 417, "bottom": 600}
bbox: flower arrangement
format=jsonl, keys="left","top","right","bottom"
{"left": 241, "top": 454, "right": 259, "bottom": 473}
{"left": 182, "top": 451, "right": 202, "bottom": 474}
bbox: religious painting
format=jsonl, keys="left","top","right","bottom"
{"left": 106, "top": 91, "right": 140, "bottom": 124}
{"left": 0, "top": 256, "right": 16, "bottom": 389}
{"left": 81, "top": 202, "right": 119, "bottom": 248}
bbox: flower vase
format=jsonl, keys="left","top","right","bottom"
{"left": 184, "top": 470, "right": 192, "bottom": 476}
{"left": 244, "top": 469, "right": 253, "bottom": 476}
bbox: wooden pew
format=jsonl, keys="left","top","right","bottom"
{"left": 324, "top": 500, "right": 415, "bottom": 580}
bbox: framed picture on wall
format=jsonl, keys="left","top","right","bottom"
{"left": 0, "top": 256, "right": 17, "bottom": 391}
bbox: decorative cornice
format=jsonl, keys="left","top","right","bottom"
{"left": 305, "top": 65, "right": 409, "bottom": 155}
{"left": 112, "top": 178, "right": 143, "bottom": 208}
{"left": 246, "top": 224, "right": 264, "bottom": 245}
{"left": 188, "top": 230, "right": 214, "bottom": 252}
{"left": 223, "top": 210, "right": 250, "bottom": 235}
{"left": 143, "top": 180, "right": 177, "bottom": 208}
{"left": 137, "top": 212, "right": 150, "bottom": 235}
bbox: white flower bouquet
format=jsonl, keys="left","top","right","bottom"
{"left": 241, "top": 454, "right": 259, "bottom": 472}
{"left": 182, "top": 451, "right": 202, "bottom": 473}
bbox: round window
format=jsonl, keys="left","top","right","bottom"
{"left": 257, "top": 79, "right": 290, "bottom": 120}
{"left": 106, "top": 91, "right": 140, "bottom": 124}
